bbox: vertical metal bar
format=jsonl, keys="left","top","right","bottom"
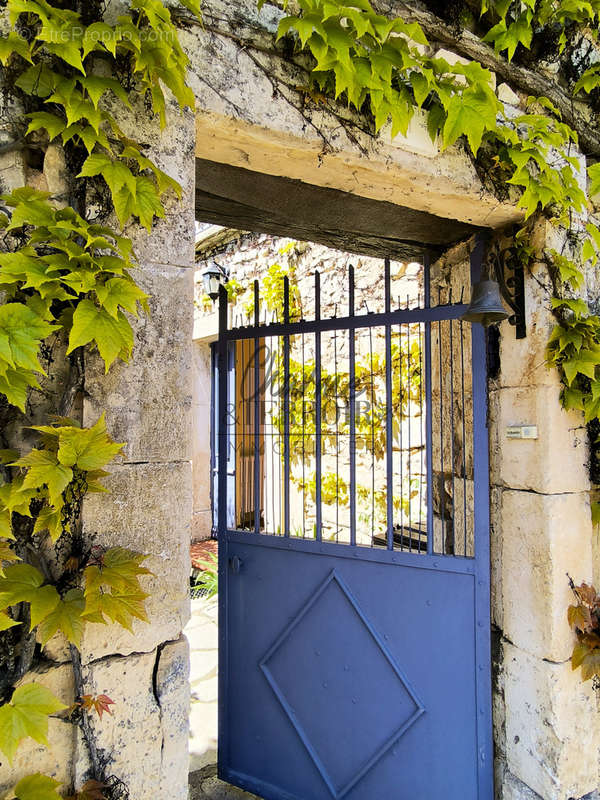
{"left": 470, "top": 232, "right": 493, "bottom": 798}
{"left": 424, "top": 255, "right": 434, "bottom": 555}
{"left": 301, "top": 329, "right": 306, "bottom": 538}
{"left": 438, "top": 293, "right": 445, "bottom": 554}
{"left": 460, "top": 318, "right": 468, "bottom": 556}
{"left": 384, "top": 259, "right": 393, "bottom": 551}
{"left": 349, "top": 265, "right": 356, "bottom": 547}
{"left": 241, "top": 340, "right": 247, "bottom": 528}
{"left": 283, "top": 277, "right": 291, "bottom": 537}
{"left": 270, "top": 336, "right": 276, "bottom": 535}
{"left": 449, "top": 296, "right": 456, "bottom": 554}
{"left": 216, "top": 282, "right": 229, "bottom": 779}
{"left": 418, "top": 319, "right": 424, "bottom": 550}
{"left": 406, "top": 298, "right": 412, "bottom": 553}
{"left": 315, "top": 271, "right": 322, "bottom": 542}
{"left": 254, "top": 281, "right": 260, "bottom": 534}
{"left": 398, "top": 322, "right": 404, "bottom": 549}
{"left": 368, "top": 318, "right": 375, "bottom": 544}
{"left": 334, "top": 324, "right": 340, "bottom": 542}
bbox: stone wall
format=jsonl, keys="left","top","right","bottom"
{"left": 0, "top": 57, "right": 195, "bottom": 800}
{"left": 433, "top": 232, "right": 600, "bottom": 800}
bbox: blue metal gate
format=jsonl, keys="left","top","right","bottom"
{"left": 216, "top": 242, "right": 492, "bottom": 800}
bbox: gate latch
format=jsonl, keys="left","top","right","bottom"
{"left": 229, "top": 556, "right": 243, "bottom": 574}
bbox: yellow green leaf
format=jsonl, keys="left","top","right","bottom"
{"left": 0, "top": 564, "right": 60, "bottom": 628}
{"left": 84, "top": 546, "right": 151, "bottom": 596}
{"left": 12, "top": 773, "right": 62, "bottom": 800}
{"left": 0, "top": 610, "right": 20, "bottom": 631}
{"left": 38, "top": 588, "right": 85, "bottom": 647}
{"left": 67, "top": 300, "right": 134, "bottom": 371}
{"left": 14, "top": 449, "right": 73, "bottom": 507}
{"left": 0, "top": 683, "right": 66, "bottom": 762}
{"left": 0, "top": 541, "right": 20, "bottom": 576}
{"left": 56, "top": 413, "right": 124, "bottom": 471}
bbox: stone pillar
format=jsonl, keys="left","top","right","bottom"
{"left": 76, "top": 105, "right": 196, "bottom": 798}
{"left": 490, "top": 222, "right": 600, "bottom": 800}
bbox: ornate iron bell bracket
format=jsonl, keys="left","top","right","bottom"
{"left": 489, "top": 244, "right": 526, "bottom": 339}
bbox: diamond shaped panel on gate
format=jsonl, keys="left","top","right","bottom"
{"left": 260, "top": 570, "right": 426, "bottom": 799}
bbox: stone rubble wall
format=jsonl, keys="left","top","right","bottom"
{"left": 194, "top": 231, "right": 423, "bottom": 544}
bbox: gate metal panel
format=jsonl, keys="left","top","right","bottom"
{"left": 216, "top": 245, "right": 492, "bottom": 800}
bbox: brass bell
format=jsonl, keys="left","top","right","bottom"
{"left": 461, "top": 279, "right": 510, "bottom": 327}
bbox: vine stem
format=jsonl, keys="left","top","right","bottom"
{"left": 69, "top": 643, "right": 105, "bottom": 783}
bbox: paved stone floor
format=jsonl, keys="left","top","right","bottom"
{"left": 185, "top": 596, "right": 261, "bottom": 800}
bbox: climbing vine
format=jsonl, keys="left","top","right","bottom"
{"left": 0, "top": 0, "right": 199, "bottom": 796}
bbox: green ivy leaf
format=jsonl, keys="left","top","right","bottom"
{"left": 81, "top": 75, "right": 131, "bottom": 109}
{"left": 589, "top": 163, "right": 600, "bottom": 198}
{"left": 55, "top": 413, "right": 124, "bottom": 471}
{"left": 67, "top": 300, "right": 134, "bottom": 371}
{"left": 133, "top": 176, "right": 166, "bottom": 232}
{"left": 0, "top": 563, "right": 60, "bottom": 628}
{"left": 33, "top": 505, "right": 63, "bottom": 543}
{"left": 0, "top": 32, "right": 33, "bottom": 66}
{"left": 38, "top": 588, "right": 85, "bottom": 647}
{"left": 12, "top": 773, "right": 62, "bottom": 800}
{"left": 0, "top": 303, "right": 58, "bottom": 374}
{"left": 14, "top": 64, "right": 59, "bottom": 97}
{"left": 82, "top": 586, "right": 149, "bottom": 631}
{"left": 442, "top": 84, "right": 499, "bottom": 155}
{"left": 0, "top": 541, "right": 20, "bottom": 577}
{"left": 26, "top": 112, "right": 66, "bottom": 141}
{"left": 84, "top": 547, "right": 151, "bottom": 596}
{"left": 0, "top": 610, "right": 20, "bottom": 631}
{"left": 13, "top": 449, "right": 73, "bottom": 507}
{"left": 96, "top": 277, "right": 149, "bottom": 319}
{"left": 0, "top": 683, "right": 66, "bottom": 763}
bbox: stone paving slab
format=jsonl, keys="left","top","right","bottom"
{"left": 189, "top": 766, "right": 261, "bottom": 800}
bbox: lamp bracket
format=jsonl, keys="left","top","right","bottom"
{"left": 490, "top": 245, "right": 526, "bottom": 339}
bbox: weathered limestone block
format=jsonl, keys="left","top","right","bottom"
{"left": 496, "top": 763, "right": 545, "bottom": 800}
{"left": 490, "top": 486, "right": 504, "bottom": 630}
{"left": 157, "top": 636, "right": 191, "bottom": 800}
{"left": 0, "top": 663, "right": 75, "bottom": 793}
{"left": 500, "top": 490, "right": 593, "bottom": 663}
{"left": 0, "top": 149, "right": 26, "bottom": 192}
{"left": 496, "top": 261, "right": 561, "bottom": 390}
{"left": 75, "top": 650, "right": 162, "bottom": 797}
{"left": 489, "top": 384, "right": 589, "bottom": 495}
{"left": 74, "top": 640, "right": 190, "bottom": 800}
{"left": 84, "top": 263, "right": 194, "bottom": 464}
{"left": 81, "top": 461, "right": 191, "bottom": 663}
{"left": 503, "top": 642, "right": 600, "bottom": 800}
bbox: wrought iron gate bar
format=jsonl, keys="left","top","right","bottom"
{"left": 254, "top": 280, "right": 260, "bottom": 536}
{"left": 424, "top": 256, "right": 435, "bottom": 556}
{"left": 219, "top": 263, "right": 478, "bottom": 557}
{"left": 283, "top": 276, "right": 291, "bottom": 537}
{"left": 224, "top": 529, "right": 477, "bottom": 574}
{"left": 384, "top": 259, "right": 394, "bottom": 551}
{"left": 315, "top": 271, "right": 323, "bottom": 542}
{"left": 221, "top": 303, "right": 468, "bottom": 341}
{"left": 349, "top": 265, "right": 357, "bottom": 548}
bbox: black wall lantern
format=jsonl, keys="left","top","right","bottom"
{"left": 201, "top": 260, "right": 229, "bottom": 301}
{"left": 461, "top": 242, "right": 526, "bottom": 339}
